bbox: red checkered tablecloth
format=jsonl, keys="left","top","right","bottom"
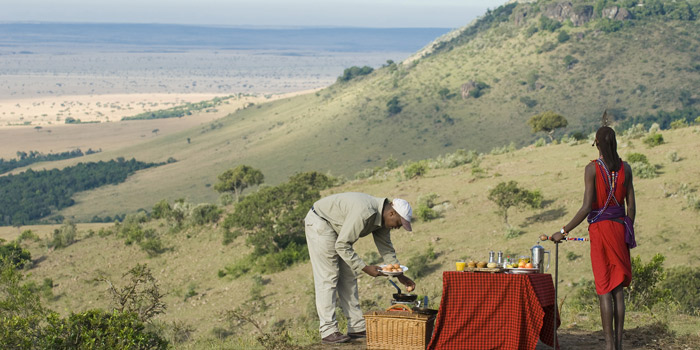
{"left": 427, "top": 271, "right": 560, "bottom": 350}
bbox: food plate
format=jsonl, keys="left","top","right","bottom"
{"left": 505, "top": 268, "right": 539, "bottom": 274}
{"left": 379, "top": 265, "right": 408, "bottom": 276}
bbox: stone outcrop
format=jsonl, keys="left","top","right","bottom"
{"left": 461, "top": 81, "right": 477, "bottom": 99}
{"left": 543, "top": 2, "right": 619, "bottom": 27}
{"left": 602, "top": 6, "right": 632, "bottom": 20}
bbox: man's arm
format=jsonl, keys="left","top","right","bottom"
{"left": 625, "top": 162, "right": 636, "bottom": 223}
{"left": 552, "top": 162, "right": 596, "bottom": 242}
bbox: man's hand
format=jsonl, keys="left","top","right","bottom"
{"left": 397, "top": 275, "right": 416, "bottom": 292}
{"left": 362, "top": 265, "right": 385, "bottom": 277}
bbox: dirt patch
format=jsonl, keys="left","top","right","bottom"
{"left": 298, "top": 326, "right": 699, "bottom": 350}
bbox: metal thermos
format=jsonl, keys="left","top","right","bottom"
{"left": 497, "top": 251, "right": 503, "bottom": 265}
{"left": 488, "top": 251, "right": 495, "bottom": 264}
{"left": 531, "top": 242, "right": 551, "bottom": 273}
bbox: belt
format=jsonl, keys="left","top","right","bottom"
{"left": 311, "top": 206, "right": 330, "bottom": 224}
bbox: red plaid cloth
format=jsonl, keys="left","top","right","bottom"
{"left": 427, "top": 272, "right": 560, "bottom": 350}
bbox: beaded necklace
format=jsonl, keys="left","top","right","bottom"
{"left": 588, "top": 158, "right": 619, "bottom": 223}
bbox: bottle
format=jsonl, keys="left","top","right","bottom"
{"left": 497, "top": 251, "right": 503, "bottom": 265}
{"left": 503, "top": 256, "right": 511, "bottom": 268}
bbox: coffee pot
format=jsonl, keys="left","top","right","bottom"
{"left": 531, "top": 242, "right": 550, "bottom": 273}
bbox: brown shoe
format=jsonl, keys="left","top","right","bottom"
{"left": 348, "top": 330, "right": 366, "bottom": 339}
{"left": 322, "top": 332, "right": 351, "bottom": 344}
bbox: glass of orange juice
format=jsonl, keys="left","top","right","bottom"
{"left": 456, "top": 260, "right": 466, "bottom": 271}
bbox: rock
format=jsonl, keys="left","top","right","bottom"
{"left": 461, "top": 81, "right": 477, "bottom": 99}
{"left": 571, "top": 5, "right": 594, "bottom": 26}
{"left": 542, "top": 2, "right": 594, "bottom": 27}
{"left": 615, "top": 7, "right": 632, "bottom": 21}
{"left": 602, "top": 6, "right": 619, "bottom": 19}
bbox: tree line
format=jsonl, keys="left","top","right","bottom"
{"left": 0, "top": 149, "right": 100, "bottom": 175}
{"left": 0, "top": 158, "right": 162, "bottom": 226}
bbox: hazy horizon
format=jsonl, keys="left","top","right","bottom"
{"left": 1, "top": 0, "right": 509, "bottom": 28}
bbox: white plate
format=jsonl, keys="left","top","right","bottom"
{"left": 505, "top": 268, "right": 539, "bottom": 274}
{"left": 379, "top": 265, "right": 408, "bottom": 276}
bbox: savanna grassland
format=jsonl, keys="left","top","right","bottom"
{"left": 3, "top": 0, "right": 698, "bottom": 222}
{"left": 4, "top": 124, "right": 700, "bottom": 349}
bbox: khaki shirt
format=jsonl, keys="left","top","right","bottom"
{"left": 312, "top": 192, "right": 399, "bottom": 274}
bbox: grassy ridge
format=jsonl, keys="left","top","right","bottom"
{"left": 7, "top": 124, "right": 699, "bottom": 347}
{"left": 13, "top": 0, "right": 698, "bottom": 223}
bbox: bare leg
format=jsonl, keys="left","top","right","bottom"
{"left": 598, "top": 292, "right": 615, "bottom": 350}
{"left": 612, "top": 285, "right": 625, "bottom": 350}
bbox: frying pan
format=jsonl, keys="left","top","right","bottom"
{"left": 412, "top": 295, "right": 438, "bottom": 315}
{"left": 388, "top": 279, "right": 417, "bottom": 302}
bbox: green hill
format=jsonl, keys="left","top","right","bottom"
{"left": 5, "top": 124, "right": 700, "bottom": 348}
{"left": 31, "top": 0, "right": 696, "bottom": 221}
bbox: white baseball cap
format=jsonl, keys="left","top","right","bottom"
{"left": 392, "top": 198, "right": 413, "bottom": 231}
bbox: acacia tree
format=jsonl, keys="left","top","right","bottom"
{"left": 488, "top": 181, "right": 542, "bottom": 226}
{"left": 528, "top": 111, "right": 568, "bottom": 141}
{"left": 214, "top": 165, "right": 264, "bottom": 203}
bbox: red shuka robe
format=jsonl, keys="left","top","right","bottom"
{"left": 588, "top": 160, "right": 632, "bottom": 295}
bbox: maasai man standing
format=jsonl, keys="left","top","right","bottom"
{"left": 550, "top": 126, "right": 636, "bottom": 350}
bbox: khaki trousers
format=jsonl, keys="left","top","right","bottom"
{"left": 305, "top": 210, "right": 365, "bottom": 338}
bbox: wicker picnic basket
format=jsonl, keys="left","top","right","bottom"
{"left": 364, "top": 304, "right": 436, "bottom": 350}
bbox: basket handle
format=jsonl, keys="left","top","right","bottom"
{"left": 386, "top": 304, "right": 413, "bottom": 312}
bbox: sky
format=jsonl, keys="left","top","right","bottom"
{"left": 1, "top": 0, "right": 510, "bottom": 28}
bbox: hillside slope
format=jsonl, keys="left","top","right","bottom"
{"left": 10, "top": 0, "right": 700, "bottom": 221}
{"left": 11, "top": 124, "right": 700, "bottom": 347}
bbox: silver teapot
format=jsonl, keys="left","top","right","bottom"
{"left": 531, "top": 242, "right": 550, "bottom": 273}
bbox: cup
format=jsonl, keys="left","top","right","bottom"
{"left": 456, "top": 260, "right": 466, "bottom": 271}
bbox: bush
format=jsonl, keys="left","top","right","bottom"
{"left": 520, "top": 96, "right": 537, "bottom": 108}
{"left": 631, "top": 161, "right": 658, "bottom": 179}
{"left": 468, "top": 81, "right": 490, "bottom": 98}
{"left": 387, "top": 96, "right": 402, "bottom": 115}
{"left": 151, "top": 199, "right": 172, "bottom": 219}
{"left": 404, "top": 161, "right": 428, "bottom": 179}
{"left": 662, "top": 266, "right": 700, "bottom": 315}
{"left": 47, "top": 219, "right": 77, "bottom": 249}
{"left": 505, "top": 226, "right": 524, "bottom": 239}
{"left": 626, "top": 152, "right": 649, "bottom": 164}
{"left": 534, "top": 138, "right": 546, "bottom": 147}
{"left": 627, "top": 254, "right": 672, "bottom": 311}
{"left": 430, "top": 149, "right": 478, "bottom": 169}
{"left": 0, "top": 243, "right": 31, "bottom": 268}
{"left": 416, "top": 205, "right": 439, "bottom": 222}
{"left": 190, "top": 204, "right": 222, "bottom": 225}
{"left": 17, "top": 230, "right": 40, "bottom": 243}
{"left": 406, "top": 245, "right": 437, "bottom": 279}
{"left": 623, "top": 123, "right": 647, "bottom": 139}
{"left": 643, "top": 133, "right": 664, "bottom": 147}
{"left": 44, "top": 309, "right": 168, "bottom": 349}
{"left": 670, "top": 118, "right": 688, "bottom": 129}
{"left": 557, "top": 30, "right": 570, "bottom": 43}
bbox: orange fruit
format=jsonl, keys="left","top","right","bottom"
{"left": 525, "top": 263, "right": 533, "bottom": 268}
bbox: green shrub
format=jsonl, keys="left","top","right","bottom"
{"left": 404, "top": 161, "right": 428, "bottom": 179}
{"left": 431, "top": 149, "right": 478, "bottom": 168}
{"left": 626, "top": 254, "right": 671, "bottom": 311}
{"left": 563, "top": 55, "right": 578, "bottom": 68}
{"left": 505, "top": 226, "right": 524, "bottom": 239}
{"left": 151, "top": 199, "right": 172, "bottom": 219}
{"left": 626, "top": 152, "right": 649, "bottom": 164}
{"left": 385, "top": 155, "right": 399, "bottom": 169}
{"left": 44, "top": 309, "right": 168, "bottom": 349}
{"left": 416, "top": 205, "right": 439, "bottom": 222}
{"left": 468, "top": 81, "right": 490, "bottom": 98}
{"left": 534, "top": 138, "right": 546, "bottom": 147}
{"left": 557, "top": 30, "right": 570, "bottom": 43}
{"left": 406, "top": 245, "right": 437, "bottom": 279}
{"left": 662, "top": 266, "right": 700, "bottom": 315}
{"left": 190, "top": 203, "right": 222, "bottom": 225}
{"left": 47, "top": 220, "right": 77, "bottom": 249}
{"left": 0, "top": 243, "right": 31, "bottom": 268}
{"left": 631, "top": 161, "right": 658, "bottom": 179}
{"left": 520, "top": 96, "right": 537, "bottom": 108}
{"left": 624, "top": 123, "right": 647, "bottom": 139}
{"left": 643, "top": 133, "right": 664, "bottom": 147}
{"left": 539, "top": 16, "right": 562, "bottom": 32}
{"left": 387, "top": 96, "right": 402, "bottom": 115}
{"left": 17, "top": 230, "right": 40, "bottom": 243}
{"left": 670, "top": 118, "right": 688, "bottom": 129}
{"left": 525, "top": 25, "right": 538, "bottom": 37}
